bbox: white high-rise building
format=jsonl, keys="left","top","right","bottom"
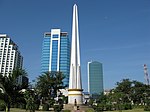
{"left": 0, "top": 34, "right": 23, "bottom": 75}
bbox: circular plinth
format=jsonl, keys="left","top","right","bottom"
{"left": 68, "top": 89, "right": 83, "bottom": 104}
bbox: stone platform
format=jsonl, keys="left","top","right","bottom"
{"left": 63, "top": 104, "right": 94, "bottom": 112}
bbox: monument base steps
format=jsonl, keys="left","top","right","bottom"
{"left": 63, "top": 104, "right": 94, "bottom": 112}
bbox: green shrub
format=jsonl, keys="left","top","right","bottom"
{"left": 133, "top": 104, "right": 144, "bottom": 108}
{"left": 92, "top": 105, "right": 97, "bottom": 110}
{"left": 42, "top": 103, "right": 49, "bottom": 111}
{"left": 34, "top": 104, "right": 39, "bottom": 110}
{"left": 14, "top": 103, "right": 19, "bottom": 108}
{"left": 124, "top": 103, "right": 132, "bottom": 110}
{"left": 114, "top": 104, "right": 122, "bottom": 110}
{"left": 105, "top": 104, "right": 112, "bottom": 111}
{"left": 19, "top": 103, "right": 26, "bottom": 109}
{"left": 48, "top": 99, "right": 55, "bottom": 108}
{"left": 96, "top": 104, "right": 104, "bottom": 111}
{"left": 0, "top": 105, "right": 5, "bottom": 111}
{"left": 0, "top": 100, "right": 5, "bottom": 111}
{"left": 53, "top": 104, "right": 63, "bottom": 112}
{"left": 144, "top": 105, "right": 150, "bottom": 111}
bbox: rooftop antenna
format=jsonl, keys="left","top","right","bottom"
{"left": 143, "top": 64, "right": 150, "bottom": 85}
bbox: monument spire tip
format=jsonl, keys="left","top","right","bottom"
{"left": 74, "top": 4, "right": 77, "bottom": 6}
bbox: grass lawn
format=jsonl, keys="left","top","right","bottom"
{"left": 7, "top": 108, "right": 54, "bottom": 112}
{"left": 2, "top": 108, "right": 149, "bottom": 112}
{"left": 105, "top": 108, "right": 147, "bottom": 112}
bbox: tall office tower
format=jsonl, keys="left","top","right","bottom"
{"left": 0, "top": 34, "right": 23, "bottom": 75}
{"left": 88, "top": 61, "right": 104, "bottom": 95}
{"left": 68, "top": 4, "right": 83, "bottom": 104}
{"left": 41, "top": 29, "right": 71, "bottom": 87}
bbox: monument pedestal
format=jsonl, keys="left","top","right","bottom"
{"left": 68, "top": 89, "right": 83, "bottom": 104}
{"left": 63, "top": 104, "right": 94, "bottom": 112}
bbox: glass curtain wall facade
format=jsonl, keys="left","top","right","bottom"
{"left": 88, "top": 61, "right": 104, "bottom": 95}
{"left": 41, "top": 29, "right": 70, "bottom": 87}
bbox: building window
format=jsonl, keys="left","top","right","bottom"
{"left": 52, "top": 34, "right": 59, "bottom": 38}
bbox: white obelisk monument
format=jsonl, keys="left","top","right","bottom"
{"left": 68, "top": 4, "right": 83, "bottom": 104}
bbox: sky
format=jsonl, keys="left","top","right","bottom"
{"left": 0, "top": 0, "right": 150, "bottom": 92}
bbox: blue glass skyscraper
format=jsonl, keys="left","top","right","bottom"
{"left": 41, "top": 29, "right": 70, "bottom": 87}
{"left": 88, "top": 61, "right": 104, "bottom": 95}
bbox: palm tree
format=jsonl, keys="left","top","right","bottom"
{"left": 0, "top": 80, "right": 9, "bottom": 112}
{"left": 35, "top": 71, "right": 65, "bottom": 106}
{"left": 0, "top": 73, "right": 11, "bottom": 112}
{"left": 24, "top": 89, "right": 36, "bottom": 112}
{"left": 0, "top": 68, "right": 27, "bottom": 112}
{"left": 36, "top": 71, "right": 52, "bottom": 98}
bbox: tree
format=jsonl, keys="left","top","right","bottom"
{"left": 109, "top": 79, "right": 149, "bottom": 108}
{"left": 94, "top": 78, "right": 149, "bottom": 111}
{"left": 97, "top": 93, "right": 108, "bottom": 105}
{"left": 114, "top": 79, "right": 132, "bottom": 103}
{"left": 24, "top": 90, "right": 36, "bottom": 112}
{"left": 0, "top": 69, "right": 28, "bottom": 112}
{"left": 35, "top": 71, "right": 65, "bottom": 108}
{"left": 0, "top": 82, "right": 10, "bottom": 112}
{"left": 131, "top": 81, "right": 150, "bottom": 105}
{"left": 101, "top": 79, "right": 133, "bottom": 111}
{"left": 109, "top": 91, "right": 125, "bottom": 111}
